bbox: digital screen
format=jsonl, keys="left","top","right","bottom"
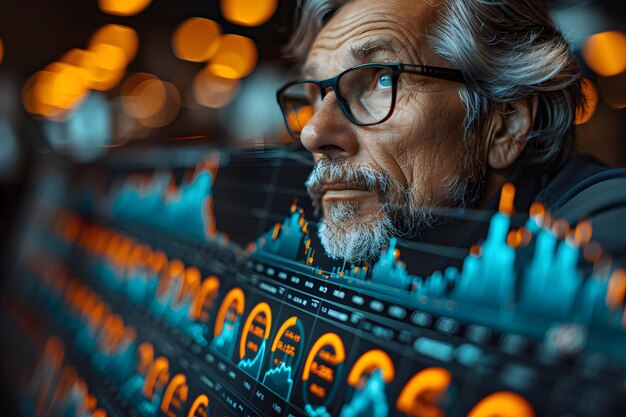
{"left": 2, "top": 144, "right": 626, "bottom": 417}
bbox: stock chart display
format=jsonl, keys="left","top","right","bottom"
{"left": 2, "top": 144, "right": 626, "bottom": 417}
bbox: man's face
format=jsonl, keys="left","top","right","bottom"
{"left": 302, "top": 0, "right": 485, "bottom": 263}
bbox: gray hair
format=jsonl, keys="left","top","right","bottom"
{"left": 286, "top": 0, "right": 585, "bottom": 169}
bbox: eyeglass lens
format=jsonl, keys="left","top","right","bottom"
{"left": 280, "top": 65, "right": 395, "bottom": 138}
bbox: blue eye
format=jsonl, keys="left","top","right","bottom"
{"left": 377, "top": 73, "right": 393, "bottom": 89}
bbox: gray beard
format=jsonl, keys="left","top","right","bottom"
{"left": 306, "top": 158, "right": 485, "bottom": 265}
{"left": 318, "top": 200, "right": 406, "bottom": 265}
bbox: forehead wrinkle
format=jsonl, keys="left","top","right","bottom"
{"left": 308, "top": 11, "right": 431, "bottom": 68}
{"left": 319, "top": 9, "right": 420, "bottom": 44}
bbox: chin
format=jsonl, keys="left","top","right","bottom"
{"left": 318, "top": 211, "right": 393, "bottom": 265}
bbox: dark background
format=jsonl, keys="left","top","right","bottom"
{"left": 0, "top": 0, "right": 625, "bottom": 415}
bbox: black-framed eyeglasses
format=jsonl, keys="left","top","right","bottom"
{"left": 276, "top": 62, "right": 466, "bottom": 140}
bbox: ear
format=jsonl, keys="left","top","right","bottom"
{"left": 485, "top": 95, "right": 539, "bottom": 170}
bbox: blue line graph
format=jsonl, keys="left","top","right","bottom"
{"left": 304, "top": 404, "right": 332, "bottom": 417}
{"left": 371, "top": 238, "right": 415, "bottom": 290}
{"left": 251, "top": 193, "right": 626, "bottom": 338}
{"left": 210, "top": 318, "right": 240, "bottom": 360}
{"left": 339, "top": 369, "right": 389, "bottom": 417}
{"left": 238, "top": 339, "right": 266, "bottom": 380}
{"left": 109, "top": 156, "right": 223, "bottom": 243}
{"left": 449, "top": 212, "right": 515, "bottom": 307}
{"left": 410, "top": 208, "right": 626, "bottom": 331}
{"left": 262, "top": 362, "right": 295, "bottom": 400}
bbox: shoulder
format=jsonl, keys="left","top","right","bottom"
{"left": 537, "top": 154, "right": 626, "bottom": 266}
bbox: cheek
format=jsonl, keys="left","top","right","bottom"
{"left": 396, "top": 93, "right": 465, "bottom": 140}
{"left": 394, "top": 95, "right": 464, "bottom": 158}
{"left": 380, "top": 93, "right": 469, "bottom": 199}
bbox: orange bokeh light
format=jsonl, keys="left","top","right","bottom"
{"left": 133, "top": 80, "right": 167, "bottom": 119}
{"left": 39, "top": 63, "right": 89, "bottom": 110}
{"left": 121, "top": 72, "right": 157, "bottom": 97}
{"left": 207, "top": 34, "right": 257, "bottom": 79}
{"left": 172, "top": 18, "right": 221, "bottom": 63}
{"left": 122, "top": 73, "right": 180, "bottom": 128}
{"left": 98, "top": 0, "right": 152, "bottom": 16}
{"left": 89, "top": 24, "right": 139, "bottom": 65}
{"left": 220, "top": 0, "right": 278, "bottom": 27}
{"left": 575, "top": 78, "right": 598, "bottom": 125}
{"left": 22, "top": 60, "right": 91, "bottom": 119}
{"left": 606, "top": 269, "right": 626, "bottom": 310}
{"left": 61, "top": 49, "right": 97, "bottom": 85}
{"left": 122, "top": 77, "right": 166, "bottom": 119}
{"left": 89, "top": 43, "right": 127, "bottom": 91}
{"left": 23, "top": 72, "right": 61, "bottom": 118}
{"left": 193, "top": 69, "right": 240, "bottom": 108}
{"left": 62, "top": 47, "right": 125, "bottom": 92}
{"left": 139, "top": 82, "right": 181, "bottom": 128}
{"left": 0, "top": 38, "right": 4, "bottom": 65}
{"left": 287, "top": 105, "right": 314, "bottom": 134}
{"left": 582, "top": 31, "right": 626, "bottom": 77}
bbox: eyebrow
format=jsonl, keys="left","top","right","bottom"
{"left": 349, "top": 38, "right": 399, "bottom": 61}
{"left": 299, "top": 37, "right": 403, "bottom": 79}
{"left": 299, "top": 67, "right": 317, "bottom": 80}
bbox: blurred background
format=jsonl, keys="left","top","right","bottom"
{"left": 0, "top": 0, "right": 625, "bottom": 258}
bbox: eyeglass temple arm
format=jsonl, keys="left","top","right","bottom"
{"left": 400, "top": 64, "right": 466, "bottom": 83}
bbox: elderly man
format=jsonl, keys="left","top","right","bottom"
{"left": 277, "top": 0, "right": 626, "bottom": 269}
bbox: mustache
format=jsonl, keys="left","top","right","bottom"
{"left": 305, "top": 159, "right": 393, "bottom": 213}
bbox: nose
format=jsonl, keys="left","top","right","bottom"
{"left": 299, "top": 91, "right": 359, "bottom": 160}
